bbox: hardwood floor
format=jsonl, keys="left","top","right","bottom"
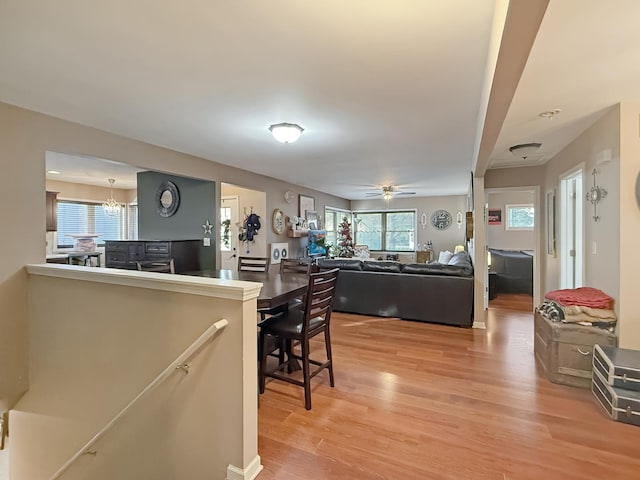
{"left": 257, "top": 303, "right": 640, "bottom": 480}
{"left": 489, "top": 292, "right": 533, "bottom": 312}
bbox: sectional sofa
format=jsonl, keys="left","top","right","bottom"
{"left": 317, "top": 252, "right": 474, "bottom": 327}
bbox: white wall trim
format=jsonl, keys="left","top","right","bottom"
{"left": 473, "top": 321, "right": 487, "bottom": 329}
{"left": 26, "top": 264, "right": 262, "bottom": 301}
{"left": 227, "top": 455, "right": 263, "bottom": 480}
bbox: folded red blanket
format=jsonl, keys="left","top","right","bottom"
{"left": 545, "top": 287, "right": 613, "bottom": 309}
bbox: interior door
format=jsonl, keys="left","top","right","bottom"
{"left": 560, "top": 170, "right": 583, "bottom": 289}
{"left": 220, "top": 196, "right": 239, "bottom": 270}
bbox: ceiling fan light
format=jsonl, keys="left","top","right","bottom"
{"left": 268, "top": 123, "right": 304, "bottom": 143}
{"left": 508, "top": 142, "right": 542, "bottom": 160}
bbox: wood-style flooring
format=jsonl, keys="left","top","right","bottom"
{"left": 257, "top": 299, "right": 640, "bottom": 480}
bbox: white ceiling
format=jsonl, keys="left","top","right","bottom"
{"left": 45, "top": 151, "right": 141, "bottom": 189}
{"left": 3, "top": 1, "right": 640, "bottom": 198}
{"left": 489, "top": 0, "right": 640, "bottom": 168}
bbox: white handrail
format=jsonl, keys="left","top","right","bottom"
{"left": 48, "top": 318, "right": 229, "bottom": 480}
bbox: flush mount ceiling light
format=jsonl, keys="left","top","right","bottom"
{"left": 102, "top": 178, "right": 120, "bottom": 216}
{"left": 539, "top": 109, "right": 561, "bottom": 119}
{"left": 509, "top": 142, "right": 542, "bottom": 160}
{"left": 268, "top": 123, "right": 304, "bottom": 143}
{"left": 47, "top": 170, "right": 61, "bottom": 175}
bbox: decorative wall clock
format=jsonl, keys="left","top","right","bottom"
{"left": 272, "top": 208, "right": 285, "bottom": 234}
{"left": 431, "top": 210, "right": 452, "bottom": 230}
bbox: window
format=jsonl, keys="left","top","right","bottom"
{"left": 127, "top": 204, "right": 138, "bottom": 240}
{"left": 57, "top": 200, "right": 127, "bottom": 247}
{"left": 505, "top": 204, "right": 534, "bottom": 230}
{"left": 324, "top": 207, "right": 352, "bottom": 247}
{"left": 353, "top": 210, "right": 415, "bottom": 252}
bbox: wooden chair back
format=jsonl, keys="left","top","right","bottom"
{"left": 301, "top": 268, "right": 339, "bottom": 334}
{"left": 238, "top": 256, "right": 270, "bottom": 272}
{"left": 279, "top": 258, "right": 316, "bottom": 274}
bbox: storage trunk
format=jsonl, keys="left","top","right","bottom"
{"left": 534, "top": 312, "right": 616, "bottom": 388}
{"left": 593, "top": 344, "right": 640, "bottom": 391}
{"left": 592, "top": 366, "right": 640, "bottom": 426}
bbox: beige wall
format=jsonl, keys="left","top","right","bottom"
{"left": 542, "top": 106, "right": 620, "bottom": 304}
{"left": 46, "top": 179, "right": 134, "bottom": 204}
{"left": 0, "top": 101, "right": 347, "bottom": 411}
{"left": 618, "top": 102, "right": 640, "bottom": 349}
{"left": 12, "top": 270, "right": 258, "bottom": 479}
{"left": 487, "top": 190, "right": 535, "bottom": 250}
{"left": 351, "top": 195, "right": 468, "bottom": 256}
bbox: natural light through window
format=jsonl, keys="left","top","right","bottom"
{"left": 354, "top": 210, "right": 415, "bottom": 252}
{"left": 505, "top": 204, "right": 534, "bottom": 231}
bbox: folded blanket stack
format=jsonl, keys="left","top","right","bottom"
{"left": 538, "top": 287, "right": 616, "bottom": 330}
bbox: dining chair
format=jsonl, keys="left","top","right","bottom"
{"left": 258, "top": 268, "right": 339, "bottom": 410}
{"left": 279, "top": 258, "right": 316, "bottom": 274}
{"left": 238, "top": 256, "right": 270, "bottom": 272}
{"left": 136, "top": 259, "right": 175, "bottom": 274}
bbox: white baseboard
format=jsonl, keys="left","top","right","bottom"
{"left": 472, "top": 321, "right": 486, "bottom": 329}
{"left": 227, "top": 455, "right": 263, "bottom": 480}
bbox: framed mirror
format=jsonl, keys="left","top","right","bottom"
{"left": 272, "top": 208, "right": 285, "bottom": 234}
{"left": 155, "top": 180, "right": 180, "bottom": 217}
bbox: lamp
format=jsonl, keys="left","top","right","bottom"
{"left": 102, "top": 178, "right": 120, "bottom": 216}
{"left": 509, "top": 143, "right": 541, "bottom": 160}
{"left": 382, "top": 186, "right": 394, "bottom": 201}
{"left": 268, "top": 123, "right": 304, "bottom": 143}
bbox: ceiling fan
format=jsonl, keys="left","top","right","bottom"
{"left": 364, "top": 185, "right": 416, "bottom": 200}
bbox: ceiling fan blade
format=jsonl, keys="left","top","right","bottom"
{"left": 395, "top": 191, "right": 416, "bottom": 196}
{"left": 364, "top": 193, "right": 382, "bottom": 197}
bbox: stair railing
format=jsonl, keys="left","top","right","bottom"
{"left": 48, "top": 318, "right": 229, "bottom": 480}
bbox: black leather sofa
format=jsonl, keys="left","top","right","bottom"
{"left": 488, "top": 248, "right": 533, "bottom": 295}
{"left": 317, "top": 253, "right": 474, "bottom": 327}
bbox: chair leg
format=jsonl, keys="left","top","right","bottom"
{"left": 324, "top": 327, "right": 335, "bottom": 387}
{"left": 301, "top": 339, "right": 312, "bottom": 410}
{"left": 258, "top": 331, "right": 267, "bottom": 394}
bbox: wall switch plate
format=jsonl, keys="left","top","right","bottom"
{"left": 203, "top": 237, "right": 211, "bottom": 247}
{"left": 592, "top": 241, "right": 597, "bottom": 255}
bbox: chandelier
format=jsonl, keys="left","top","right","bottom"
{"left": 102, "top": 178, "right": 120, "bottom": 216}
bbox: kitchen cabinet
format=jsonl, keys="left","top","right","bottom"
{"left": 46, "top": 191, "right": 58, "bottom": 231}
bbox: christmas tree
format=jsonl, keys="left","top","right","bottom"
{"left": 337, "top": 216, "right": 354, "bottom": 258}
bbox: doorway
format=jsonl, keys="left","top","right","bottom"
{"left": 485, "top": 187, "right": 541, "bottom": 312}
{"left": 559, "top": 168, "right": 584, "bottom": 289}
{"left": 220, "top": 195, "right": 239, "bottom": 270}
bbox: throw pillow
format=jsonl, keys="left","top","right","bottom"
{"left": 448, "top": 251, "right": 470, "bottom": 266}
{"left": 438, "top": 250, "right": 453, "bottom": 264}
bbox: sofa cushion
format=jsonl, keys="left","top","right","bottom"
{"left": 362, "top": 260, "right": 401, "bottom": 273}
{"left": 448, "top": 251, "right": 471, "bottom": 267}
{"left": 401, "top": 262, "right": 473, "bottom": 277}
{"left": 316, "top": 258, "right": 363, "bottom": 271}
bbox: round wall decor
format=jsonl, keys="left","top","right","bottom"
{"left": 272, "top": 208, "right": 285, "bottom": 234}
{"left": 431, "top": 210, "right": 452, "bottom": 230}
{"left": 155, "top": 181, "right": 180, "bottom": 217}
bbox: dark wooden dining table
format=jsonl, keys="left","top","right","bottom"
{"left": 183, "top": 269, "right": 309, "bottom": 310}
